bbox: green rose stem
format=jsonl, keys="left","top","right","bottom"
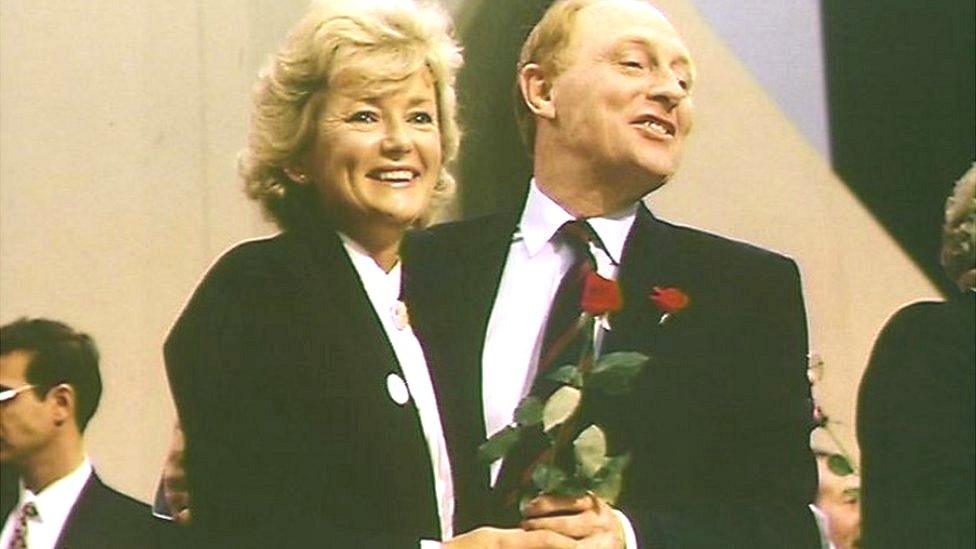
{"left": 541, "top": 313, "right": 596, "bottom": 470}
{"left": 822, "top": 420, "right": 860, "bottom": 475}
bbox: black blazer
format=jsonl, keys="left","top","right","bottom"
{"left": 165, "top": 219, "right": 441, "bottom": 547}
{"left": 405, "top": 204, "right": 820, "bottom": 548}
{"left": 55, "top": 473, "right": 155, "bottom": 548}
{"left": 857, "top": 293, "right": 976, "bottom": 548}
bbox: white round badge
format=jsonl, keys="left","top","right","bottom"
{"left": 386, "top": 372, "right": 410, "bottom": 406}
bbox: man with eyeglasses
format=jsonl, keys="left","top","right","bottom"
{"left": 0, "top": 317, "right": 154, "bottom": 548}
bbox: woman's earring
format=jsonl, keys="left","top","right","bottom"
{"left": 284, "top": 167, "right": 308, "bottom": 184}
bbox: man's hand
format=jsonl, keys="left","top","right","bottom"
{"left": 520, "top": 493, "right": 626, "bottom": 548}
{"left": 444, "top": 526, "right": 577, "bottom": 549}
{"left": 162, "top": 421, "right": 192, "bottom": 525}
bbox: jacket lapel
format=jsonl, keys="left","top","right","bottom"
{"left": 54, "top": 474, "right": 100, "bottom": 547}
{"left": 405, "top": 211, "right": 517, "bottom": 532}
{"left": 288, "top": 221, "right": 405, "bottom": 385}
{"left": 605, "top": 204, "right": 684, "bottom": 353}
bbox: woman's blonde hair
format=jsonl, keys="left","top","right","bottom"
{"left": 239, "top": 0, "right": 463, "bottom": 229}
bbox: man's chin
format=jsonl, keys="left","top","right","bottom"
{"left": 642, "top": 174, "right": 671, "bottom": 196}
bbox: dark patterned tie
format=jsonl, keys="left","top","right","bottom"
{"left": 493, "top": 219, "right": 600, "bottom": 520}
{"left": 7, "top": 502, "right": 37, "bottom": 549}
{"left": 535, "top": 219, "right": 600, "bottom": 384}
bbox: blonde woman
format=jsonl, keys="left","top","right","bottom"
{"left": 164, "top": 1, "right": 576, "bottom": 547}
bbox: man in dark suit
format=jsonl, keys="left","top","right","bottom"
{"left": 857, "top": 165, "right": 976, "bottom": 548}
{"left": 0, "top": 318, "right": 155, "bottom": 548}
{"left": 406, "top": 0, "right": 820, "bottom": 546}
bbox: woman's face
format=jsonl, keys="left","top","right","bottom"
{"left": 300, "top": 69, "right": 442, "bottom": 240}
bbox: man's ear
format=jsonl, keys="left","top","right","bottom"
{"left": 518, "top": 63, "right": 556, "bottom": 120}
{"left": 48, "top": 384, "right": 76, "bottom": 428}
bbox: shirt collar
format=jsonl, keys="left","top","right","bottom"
{"left": 339, "top": 232, "right": 401, "bottom": 304}
{"left": 18, "top": 456, "right": 92, "bottom": 526}
{"left": 517, "top": 179, "right": 637, "bottom": 264}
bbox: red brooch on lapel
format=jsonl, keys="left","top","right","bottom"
{"left": 649, "top": 286, "right": 690, "bottom": 324}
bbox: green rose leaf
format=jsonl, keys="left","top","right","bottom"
{"left": 827, "top": 454, "right": 855, "bottom": 476}
{"left": 573, "top": 425, "right": 607, "bottom": 479}
{"left": 546, "top": 364, "right": 584, "bottom": 388}
{"left": 514, "top": 396, "right": 544, "bottom": 426}
{"left": 551, "top": 479, "right": 589, "bottom": 498}
{"left": 587, "top": 352, "right": 649, "bottom": 395}
{"left": 543, "top": 386, "right": 582, "bottom": 432}
{"left": 518, "top": 493, "right": 536, "bottom": 517}
{"left": 590, "top": 454, "right": 631, "bottom": 504}
{"left": 532, "top": 462, "right": 567, "bottom": 493}
{"left": 477, "top": 425, "right": 521, "bottom": 464}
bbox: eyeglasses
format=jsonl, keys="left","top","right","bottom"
{"left": 0, "top": 384, "right": 36, "bottom": 403}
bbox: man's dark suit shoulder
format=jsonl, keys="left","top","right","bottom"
{"left": 58, "top": 474, "right": 156, "bottom": 548}
{"left": 858, "top": 294, "right": 976, "bottom": 548}
{"left": 657, "top": 216, "right": 794, "bottom": 257}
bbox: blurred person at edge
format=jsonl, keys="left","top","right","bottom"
{"left": 0, "top": 318, "right": 156, "bottom": 548}
{"left": 812, "top": 451, "right": 861, "bottom": 549}
{"left": 160, "top": 0, "right": 582, "bottom": 547}
{"left": 858, "top": 164, "right": 976, "bottom": 548}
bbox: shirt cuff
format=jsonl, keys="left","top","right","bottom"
{"left": 613, "top": 509, "right": 639, "bottom": 549}
{"left": 150, "top": 478, "right": 174, "bottom": 520}
{"left": 420, "top": 539, "right": 443, "bottom": 549}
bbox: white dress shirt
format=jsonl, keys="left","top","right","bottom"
{"left": 483, "top": 181, "right": 635, "bottom": 470}
{"left": 341, "top": 235, "right": 455, "bottom": 543}
{"left": 482, "top": 181, "right": 638, "bottom": 547}
{"left": 0, "top": 457, "right": 93, "bottom": 549}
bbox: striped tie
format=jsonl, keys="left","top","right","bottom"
{"left": 534, "top": 219, "right": 600, "bottom": 388}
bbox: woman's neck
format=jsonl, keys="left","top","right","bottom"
{"left": 343, "top": 226, "right": 403, "bottom": 273}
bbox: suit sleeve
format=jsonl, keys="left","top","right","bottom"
{"left": 164, "top": 252, "right": 286, "bottom": 544}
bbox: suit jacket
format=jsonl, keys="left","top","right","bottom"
{"left": 55, "top": 473, "right": 156, "bottom": 548}
{"left": 165, "top": 218, "right": 441, "bottom": 547}
{"left": 857, "top": 293, "right": 976, "bottom": 548}
{"left": 0, "top": 472, "right": 155, "bottom": 549}
{"left": 404, "top": 204, "right": 820, "bottom": 548}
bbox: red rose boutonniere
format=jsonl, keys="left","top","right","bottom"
{"left": 581, "top": 272, "right": 623, "bottom": 315}
{"left": 649, "top": 286, "right": 690, "bottom": 324}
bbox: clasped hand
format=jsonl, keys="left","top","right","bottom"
{"left": 445, "top": 493, "right": 625, "bottom": 549}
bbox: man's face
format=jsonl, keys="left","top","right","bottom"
{"left": 0, "top": 351, "right": 57, "bottom": 468}
{"left": 547, "top": 0, "right": 695, "bottom": 201}
{"left": 816, "top": 456, "right": 862, "bottom": 548}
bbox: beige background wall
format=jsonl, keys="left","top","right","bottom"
{"left": 1, "top": 0, "right": 938, "bottom": 502}
{"left": 1, "top": 0, "right": 297, "bottom": 500}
